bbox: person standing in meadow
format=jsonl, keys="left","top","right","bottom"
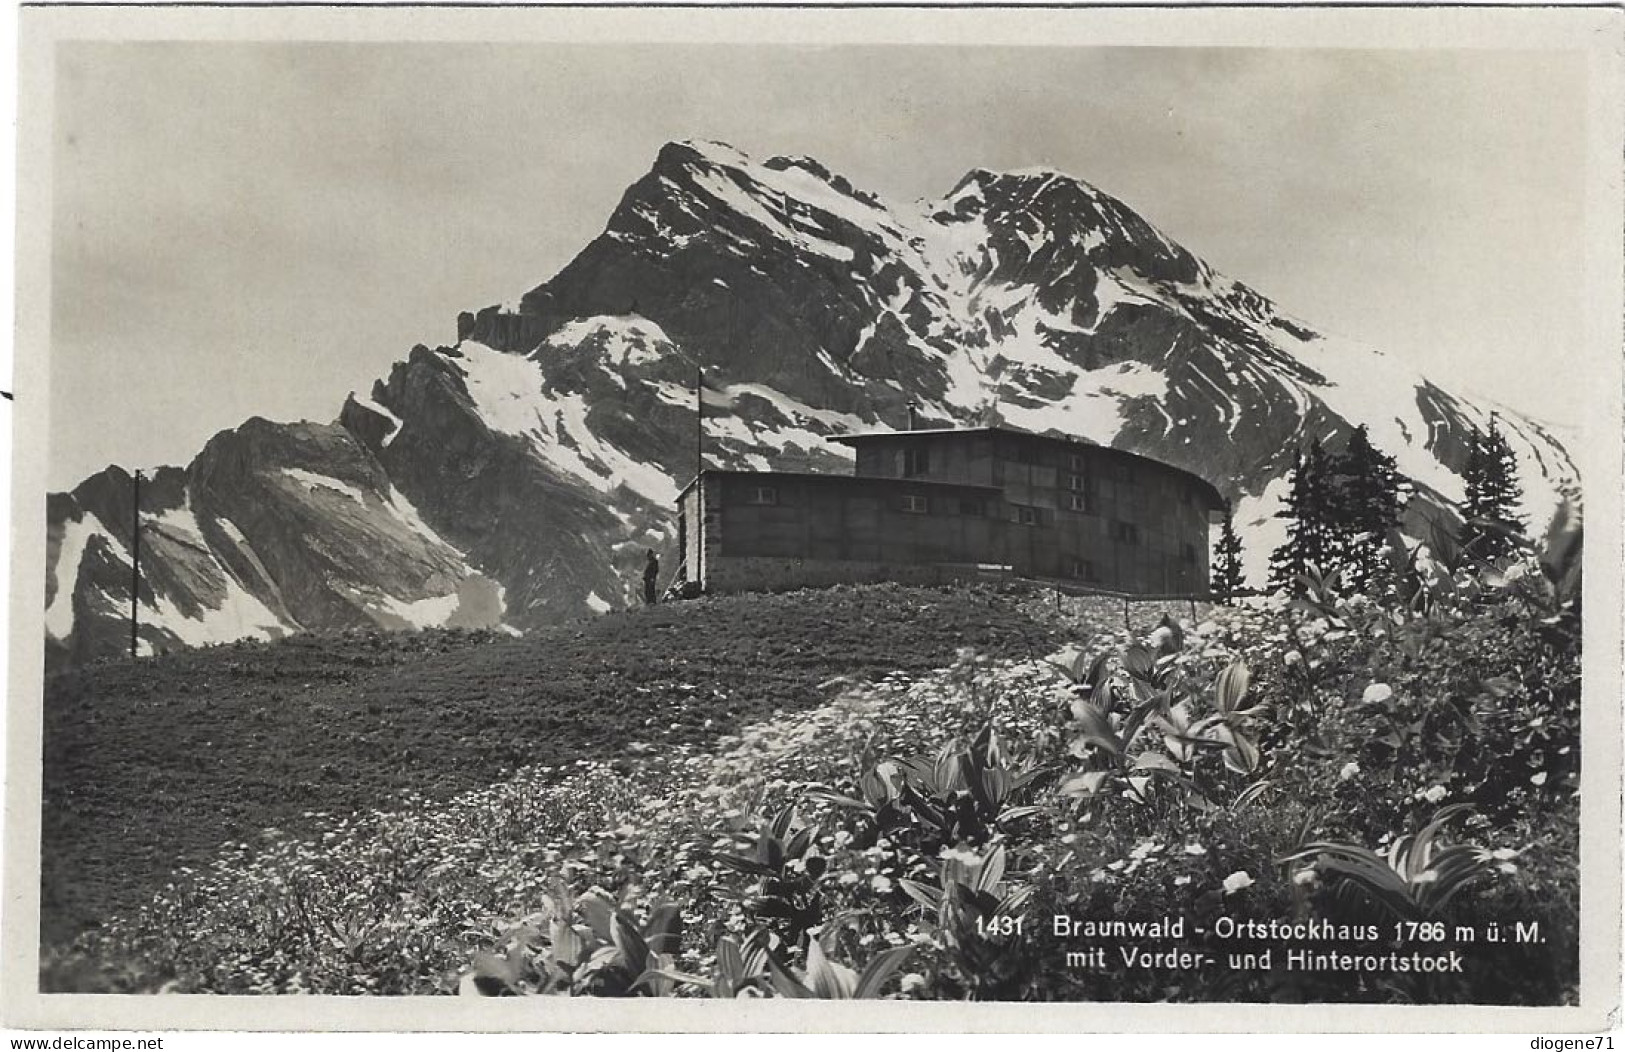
{"left": 643, "top": 549, "right": 660, "bottom": 605}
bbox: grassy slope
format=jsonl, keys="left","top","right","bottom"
{"left": 41, "top": 584, "right": 1061, "bottom": 945}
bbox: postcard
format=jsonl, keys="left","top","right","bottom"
{"left": 5, "top": 2, "right": 1621, "bottom": 1034}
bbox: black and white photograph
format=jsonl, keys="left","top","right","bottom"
{"left": 5, "top": 3, "right": 1621, "bottom": 1033}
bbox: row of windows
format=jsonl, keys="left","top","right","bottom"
{"left": 903, "top": 494, "right": 992, "bottom": 517}
{"left": 879, "top": 442, "right": 1207, "bottom": 506}
{"left": 896, "top": 494, "right": 1093, "bottom": 518}
{"left": 1001, "top": 444, "right": 1135, "bottom": 480}
{"left": 888, "top": 441, "right": 1138, "bottom": 480}
{"left": 746, "top": 487, "right": 992, "bottom": 517}
{"left": 739, "top": 488, "right": 1198, "bottom": 554}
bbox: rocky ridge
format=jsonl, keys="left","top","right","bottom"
{"left": 44, "top": 140, "right": 1579, "bottom": 664}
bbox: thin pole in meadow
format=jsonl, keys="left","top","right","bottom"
{"left": 129, "top": 468, "right": 142, "bottom": 659}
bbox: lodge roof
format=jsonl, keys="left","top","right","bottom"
{"left": 825, "top": 425, "right": 1097, "bottom": 446}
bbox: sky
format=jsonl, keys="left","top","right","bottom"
{"left": 46, "top": 42, "right": 1588, "bottom": 490}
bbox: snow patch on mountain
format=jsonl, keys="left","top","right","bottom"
{"left": 1231, "top": 474, "right": 1292, "bottom": 587}
{"left": 47, "top": 513, "right": 110, "bottom": 639}
{"left": 148, "top": 573, "right": 285, "bottom": 650}
{"left": 370, "top": 588, "right": 463, "bottom": 629}
{"left": 543, "top": 314, "right": 673, "bottom": 369}
{"left": 994, "top": 360, "right": 1171, "bottom": 447}
{"left": 1283, "top": 333, "right": 1458, "bottom": 499}
{"left": 282, "top": 468, "right": 369, "bottom": 505}
{"left": 135, "top": 500, "right": 288, "bottom": 646}
{"left": 49, "top": 501, "right": 288, "bottom": 650}
{"left": 683, "top": 142, "right": 902, "bottom": 235}
{"left": 939, "top": 343, "right": 997, "bottom": 413}
{"left": 674, "top": 141, "right": 940, "bottom": 277}
{"left": 652, "top": 381, "right": 697, "bottom": 410}
{"left": 700, "top": 384, "right": 868, "bottom": 465}
{"left": 1089, "top": 270, "right": 1159, "bottom": 330}
{"left": 453, "top": 341, "right": 679, "bottom": 506}
{"left": 651, "top": 377, "right": 867, "bottom": 462}
{"left": 725, "top": 383, "right": 869, "bottom": 438}
{"left": 382, "top": 485, "right": 448, "bottom": 545}
{"left": 350, "top": 392, "right": 403, "bottom": 447}
{"left": 148, "top": 502, "right": 205, "bottom": 541}
{"left": 686, "top": 165, "right": 857, "bottom": 264}
{"left": 214, "top": 515, "right": 254, "bottom": 552}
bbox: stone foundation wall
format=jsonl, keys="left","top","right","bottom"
{"left": 704, "top": 556, "right": 985, "bottom": 594}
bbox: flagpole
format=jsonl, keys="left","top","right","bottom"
{"left": 129, "top": 469, "right": 142, "bottom": 659}
{"left": 693, "top": 362, "right": 705, "bottom": 594}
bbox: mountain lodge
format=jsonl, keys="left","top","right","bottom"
{"left": 674, "top": 425, "right": 1225, "bottom": 598}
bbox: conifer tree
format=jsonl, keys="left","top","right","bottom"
{"left": 1270, "top": 429, "right": 1408, "bottom": 598}
{"left": 1327, "top": 425, "right": 1404, "bottom": 593}
{"left": 1460, "top": 415, "right": 1525, "bottom": 562}
{"left": 1269, "top": 441, "right": 1335, "bottom": 594}
{"left": 1212, "top": 511, "right": 1245, "bottom": 604}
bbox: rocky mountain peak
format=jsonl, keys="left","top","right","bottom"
{"left": 933, "top": 165, "right": 1205, "bottom": 292}
{"left": 44, "top": 142, "right": 1580, "bottom": 665}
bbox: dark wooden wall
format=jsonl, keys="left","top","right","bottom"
{"left": 712, "top": 474, "right": 999, "bottom": 568}
{"left": 848, "top": 431, "right": 1213, "bottom": 594}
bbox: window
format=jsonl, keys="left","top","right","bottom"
{"left": 1014, "top": 504, "right": 1042, "bottom": 526}
{"left": 746, "top": 486, "right": 778, "bottom": 505}
{"left": 1066, "top": 493, "right": 1089, "bottom": 513}
{"left": 1182, "top": 542, "right": 1198, "bottom": 563}
{"left": 1070, "top": 558, "right": 1096, "bottom": 581}
{"left": 1112, "top": 520, "right": 1141, "bottom": 544}
{"left": 1067, "top": 473, "right": 1087, "bottom": 491}
{"left": 1069, "top": 453, "right": 1085, "bottom": 471}
{"left": 904, "top": 448, "right": 931, "bottom": 477}
{"left": 1004, "top": 441, "right": 1040, "bottom": 465}
{"left": 900, "top": 494, "right": 929, "bottom": 515}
